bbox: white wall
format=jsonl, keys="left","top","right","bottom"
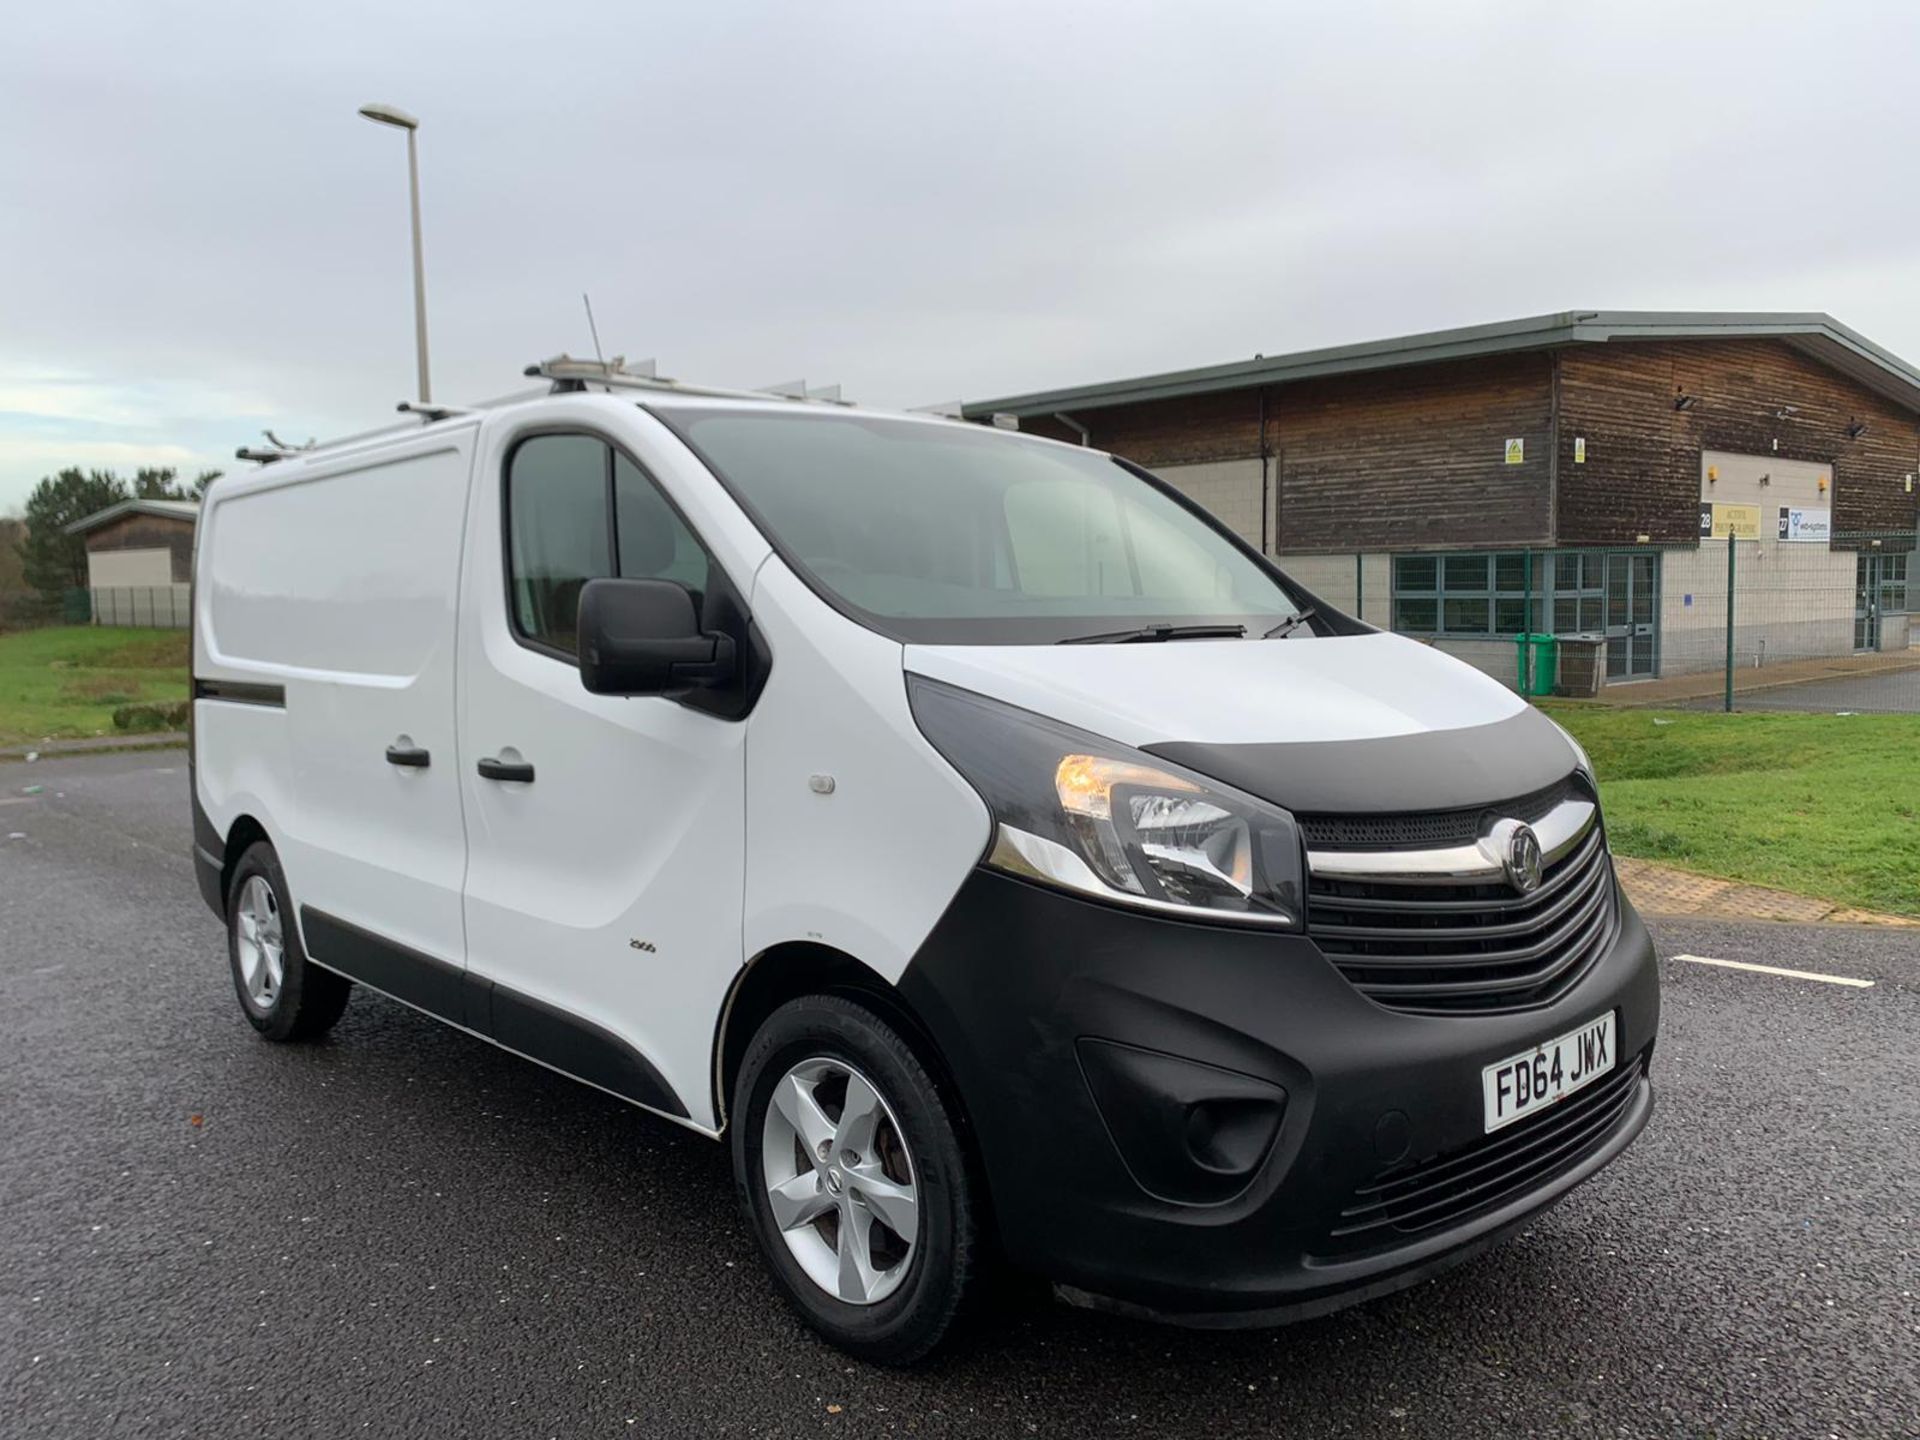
{"left": 91, "top": 584, "right": 190, "bottom": 628}
{"left": 1270, "top": 550, "right": 1392, "bottom": 629}
{"left": 87, "top": 546, "right": 172, "bottom": 587}
{"left": 1155, "top": 458, "right": 1267, "bottom": 549}
{"left": 1700, "top": 449, "right": 1830, "bottom": 517}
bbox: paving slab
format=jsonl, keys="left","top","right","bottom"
{"left": 1614, "top": 854, "right": 1918, "bottom": 927}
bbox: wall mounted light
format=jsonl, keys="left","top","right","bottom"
{"left": 1775, "top": 405, "right": 1798, "bottom": 420}
{"left": 1818, "top": 474, "right": 1829, "bottom": 493}
{"left": 1673, "top": 393, "right": 1697, "bottom": 411}
{"left": 1846, "top": 419, "right": 1869, "bottom": 440}
{"left": 1757, "top": 473, "right": 1771, "bottom": 486}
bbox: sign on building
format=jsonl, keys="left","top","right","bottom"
{"left": 1504, "top": 438, "right": 1524, "bottom": 465}
{"left": 1776, "top": 506, "right": 1831, "bottom": 542}
{"left": 1698, "top": 502, "right": 1761, "bottom": 540}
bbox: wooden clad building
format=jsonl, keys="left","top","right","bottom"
{"left": 964, "top": 312, "right": 1920, "bottom": 684}
{"left": 65, "top": 498, "right": 199, "bottom": 628}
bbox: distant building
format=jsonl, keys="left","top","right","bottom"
{"left": 65, "top": 498, "right": 198, "bottom": 627}
{"left": 965, "top": 312, "right": 1920, "bottom": 683}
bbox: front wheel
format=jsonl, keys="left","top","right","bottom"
{"left": 732, "top": 995, "right": 979, "bottom": 1365}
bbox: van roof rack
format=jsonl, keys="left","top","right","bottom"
{"left": 526, "top": 354, "right": 854, "bottom": 406}
{"left": 234, "top": 429, "right": 318, "bottom": 464}
{"left": 235, "top": 352, "right": 904, "bottom": 467}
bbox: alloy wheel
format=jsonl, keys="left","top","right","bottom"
{"left": 234, "top": 874, "right": 285, "bottom": 1012}
{"left": 760, "top": 1056, "right": 920, "bottom": 1305}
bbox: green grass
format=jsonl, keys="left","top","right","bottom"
{"left": 3, "top": 627, "right": 1913, "bottom": 915}
{"left": 1544, "top": 704, "right": 1920, "bottom": 918}
{"left": 0, "top": 625, "right": 190, "bottom": 746}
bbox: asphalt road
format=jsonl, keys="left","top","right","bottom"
{"left": 3, "top": 752, "right": 1916, "bottom": 1439}
{"left": 1681, "top": 667, "right": 1920, "bottom": 715}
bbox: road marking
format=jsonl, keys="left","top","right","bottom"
{"left": 1669, "top": 954, "right": 1874, "bottom": 988}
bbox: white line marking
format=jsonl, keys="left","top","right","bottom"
{"left": 1669, "top": 954, "right": 1874, "bottom": 988}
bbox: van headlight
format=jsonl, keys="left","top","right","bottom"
{"left": 908, "top": 676, "right": 1304, "bottom": 928}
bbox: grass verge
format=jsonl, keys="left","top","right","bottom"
{"left": 0, "top": 625, "right": 190, "bottom": 746}
{"left": 1545, "top": 705, "right": 1920, "bottom": 919}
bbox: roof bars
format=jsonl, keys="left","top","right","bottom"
{"left": 235, "top": 353, "right": 895, "bottom": 466}
{"left": 757, "top": 380, "right": 852, "bottom": 405}
{"left": 526, "top": 354, "right": 853, "bottom": 406}
{"left": 235, "top": 429, "right": 317, "bottom": 464}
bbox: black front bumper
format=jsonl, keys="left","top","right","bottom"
{"left": 896, "top": 867, "right": 1659, "bottom": 1324}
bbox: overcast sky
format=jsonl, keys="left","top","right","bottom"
{"left": 4, "top": 1, "right": 1919, "bottom": 511}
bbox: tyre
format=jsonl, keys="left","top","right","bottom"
{"left": 225, "top": 841, "right": 352, "bottom": 1042}
{"left": 733, "top": 994, "right": 979, "bottom": 1365}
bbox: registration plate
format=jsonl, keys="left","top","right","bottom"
{"left": 1481, "top": 1013, "right": 1615, "bottom": 1133}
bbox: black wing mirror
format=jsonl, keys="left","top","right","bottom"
{"left": 576, "top": 578, "right": 736, "bottom": 697}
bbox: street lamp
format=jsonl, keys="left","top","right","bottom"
{"left": 357, "top": 102, "right": 432, "bottom": 403}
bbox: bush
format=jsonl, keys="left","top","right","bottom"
{"left": 112, "top": 699, "right": 190, "bottom": 733}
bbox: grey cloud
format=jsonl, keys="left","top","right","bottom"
{"left": 3, "top": 0, "right": 1918, "bottom": 508}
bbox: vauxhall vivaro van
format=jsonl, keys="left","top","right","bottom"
{"left": 191, "top": 361, "right": 1657, "bottom": 1363}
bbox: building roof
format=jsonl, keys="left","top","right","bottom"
{"left": 64, "top": 498, "right": 200, "bottom": 537}
{"left": 961, "top": 310, "right": 1920, "bottom": 420}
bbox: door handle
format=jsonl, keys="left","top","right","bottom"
{"left": 477, "top": 755, "right": 536, "bottom": 783}
{"left": 385, "top": 743, "right": 431, "bottom": 768}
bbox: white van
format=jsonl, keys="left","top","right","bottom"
{"left": 190, "top": 368, "right": 1658, "bottom": 1363}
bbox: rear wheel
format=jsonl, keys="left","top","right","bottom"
{"left": 733, "top": 995, "right": 978, "bottom": 1365}
{"left": 225, "top": 841, "right": 351, "bottom": 1042}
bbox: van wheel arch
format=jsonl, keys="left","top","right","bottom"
{"left": 219, "top": 814, "right": 272, "bottom": 913}
{"left": 714, "top": 943, "right": 967, "bottom": 1139}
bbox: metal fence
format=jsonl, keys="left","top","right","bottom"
{"left": 1676, "top": 530, "right": 1916, "bottom": 714}
{"left": 1281, "top": 531, "right": 1919, "bottom": 714}
{"left": 88, "top": 585, "right": 191, "bottom": 629}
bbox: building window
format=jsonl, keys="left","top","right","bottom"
{"left": 1392, "top": 552, "right": 1542, "bottom": 636}
{"left": 1551, "top": 552, "right": 1607, "bottom": 633}
{"left": 1882, "top": 553, "right": 1909, "bottom": 613}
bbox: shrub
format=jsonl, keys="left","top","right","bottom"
{"left": 113, "top": 699, "right": 190, "bottom": 733}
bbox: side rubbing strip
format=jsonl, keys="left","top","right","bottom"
{"left": 489, "top": 986, "right": 691, "bottom": 1119}
{"left": 297, "top": 906, "right": 690, "bottom": 1120}
{"left": 301, "top": 907, "right": 465, "bottom": 1019}
{"left": 194, "top": 678, "right": 286, "bottom": 708}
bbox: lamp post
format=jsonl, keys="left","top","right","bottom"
{"left": 357, "top": 102, "right": 431, "bottom": 403}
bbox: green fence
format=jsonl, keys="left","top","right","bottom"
{"left": 1289, "top": 532, "right": 1918, "bottom": 715}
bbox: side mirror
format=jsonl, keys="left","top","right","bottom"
{"left": 576, "top": 578, "right": 736, "bottom": 697}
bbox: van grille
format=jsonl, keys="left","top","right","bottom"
{"left": 1317, "top": 1052, "right": 1645, "bottom": 1256}
{"left": 1296, "top": 775, "right": 1577, "bottom": 852}
{"left": 1307, "top": 821, "right": 1616, "bottom": 1015}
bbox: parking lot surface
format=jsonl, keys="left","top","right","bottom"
{"left": 3, "top": 753, "right": 1916, "bottom": 1438}
{"left": 1682, "top": 667, "right": 1920, "bottom": 715}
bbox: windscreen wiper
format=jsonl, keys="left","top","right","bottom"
{"left": 1263, "top": 608, "right": 1317, "bottom": 639}
{"left": 1057, "top": 623, "right": 1248, "bottom": 645}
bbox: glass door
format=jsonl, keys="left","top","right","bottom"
{"left": 1604, "top": 552, "right": 1660, "bottom": 679}
{"left": 1855, "top": 555, "right": 1881, "bottom": 653}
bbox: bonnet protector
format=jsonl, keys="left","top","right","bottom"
{"left": 1143, "top": 708, "right": 1576, "bottom": 816}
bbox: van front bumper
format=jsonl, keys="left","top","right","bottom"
{"left": 896, "top": 867, "right": 1659, "bottom": 1325}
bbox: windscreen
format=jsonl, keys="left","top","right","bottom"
{"left": 657, "top": 408, "right": 1300, "bottom": 644}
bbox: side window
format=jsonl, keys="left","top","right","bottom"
{"left": 508, "top": 435, "right": 612, "bottom": 656}
{"left": 508, "top": 435, "right": 721, "bottom": 660}
{"left": 615, "top": 454, "right": 711, "bottom": 605}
